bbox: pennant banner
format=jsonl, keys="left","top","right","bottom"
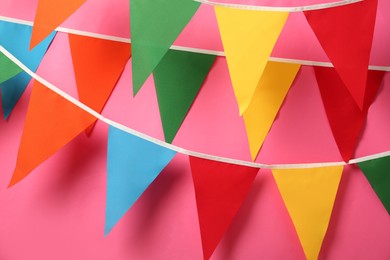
{"left": 30, "top": 0, "right": 87, "bottom": 49}
{"left": 153, "top": 49, "right": 216, "bottom": 143}
{"left": 214, "top": 6, "right": 289, "bottom": 115}
{"left": 189, "top": 156, "right": 258, "bottom": 259}
{"left": 0, "top": 52, "right": 22, "bottom": 83}
{"left": 243, "top": 61, "right": 300, "bottom": 161}
{"left": 305, "top": 0, "right": 378, "bottom": 110}
{"left": 131, "top": 0, "right": 200, "bottom": 95}
{"left": 358, "top": 156, "right": 390, "bottom": 214}
{"left": 9, "top": 81, "right": 96, "bottom": 186}
{"left": 105, "top": 126, "right": 176, "bottom": 235}
{"left": 314, "top": 67, "right": 385, "bottom": 162}
{"left": 272, "top": 166, "right": 344, "bottom": 260}
{"left": 68, "top": 34, "right": 131, "bottom": 135}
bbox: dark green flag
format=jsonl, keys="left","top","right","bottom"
{"left": 0, "top": 52, "right": 22, "bottom": 83}
{"left": 358, "top": 156, "right": 390, "bottom": 214}
{"left": 153, "top": 49, "right": 216, "bottom": 143}
{"left": 130, "top": 0, "right": 200, "bottom": 95}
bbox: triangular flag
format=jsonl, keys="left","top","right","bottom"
{"left": 131, "top": 0, "right": 200, "bottom": 95}
{"left": 358, "top": 156, "right": 390, "bottom": 214}
{"left": 30, "top": 0, "right": 87, "bottom": 49}
{"left": 189, "top": 156, "right": 258, "bottom": 259}
{"left": 314, "top": 67, "right": 384, "bottom": 162}
{"left": 153, "top": 49, "right": 216, "bottom": 143}
{"left": 68, "top": 34, "right": 131, "bottom": 135}
{"left": 0, "top": 52, "right": 23, "bottom": 83}
{"left": 273, "top": 166, "right": 344, "bottom": 260}
{"left": 243, "top": 61, "right": 300, "bottom": 161}
{"left": 105, "top": 126, "right": 176, "bottom": 235}
{"left": 0, "top": 20, "right": 55, "bottom": 119}
{"left": 214, "top": 6, "right": 289, "bottom": 115}
{"left": 9, "top": 81, "right": 96, "bottom": 186}
{"left": 305, "top": 0, "right": 378, "bottom": 110}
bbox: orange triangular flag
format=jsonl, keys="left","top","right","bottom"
{"left": 30, "top": 0, "right": 87, "bottom": 49}
{"left": 9, "top": 81, "right": 96, "bottom": 186}
{"left": 68, "top": 34, "right": 131, "bottom": 135}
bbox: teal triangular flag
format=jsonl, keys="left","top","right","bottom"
{"left": 153, "top": 50, "right": 216, "bottom": 143}
{"left": 0, "top": 52, "right": 23, "bottom": 83}
{"left": 105, "top": 126, "right": 177, "bottom": 235}
{"left": 0, "top": 20, "right": 55, "bottom": 119}
{"left": 130, "top": 0, "right": 200, "bottom": 95}
{"left": 358, "top": 156, "right": 390, "bottom": 214}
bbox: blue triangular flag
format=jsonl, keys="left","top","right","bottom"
{"left": 105, "top": 126, "right": 177, "bottom": 235}
{"left": 0, "top": 20, "right": 55, "bottom": 119}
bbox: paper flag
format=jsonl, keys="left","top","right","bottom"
{"left": 153, "top": 50, "right": 216, "bottom": 143}
{"left": 189, "top": 156, "right": 258, "bottom": 259}
{"left": 358, "top": 156, "right": 390, "bottom": 214}
{"left": 68, "top": 34, "right": 131, "bottom": 135}
{"left": 30, "top": 0, "right": 87, "bottom": 49}
{"left": 131, "top": 0, "right": 200, "bottom": 95}
{"left": 314, "top": 67, "right": 384, "bottom": 162}
{"left": 9, "top": 81, "right": 96, "bottom": 186}
{"left": 0, "top": 53, "right": 23, "bottom": 83}
{"left": 304, "top": 0, "right": 378, "bottom": 110}
{"left": 0, "top": 20, "right": 55, "bottom": 119}
{"left": 272, "top": 166, "right": 344, "bottom": 260}
{"left": 243, "top": 61, "right": 300, "bottom": 161}
{"left": 105, "top": 126, "right": 176, "bottom": 235}
{"left": 214, "top": 6, "right": 289, "bottom": 115}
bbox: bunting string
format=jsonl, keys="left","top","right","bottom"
{"left": 2, "top": 44, "right": 390, "bottom": 169}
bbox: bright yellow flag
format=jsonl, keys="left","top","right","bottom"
{"left": 243, "top": 61, "right": 300, "bottom": 161}
{"left": 272, "top": 166, "right": 343, "bottom": 260}
{"left": 215, "top": 6, "right": 289, "bottom": 115}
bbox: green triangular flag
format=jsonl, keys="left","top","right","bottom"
{"left": 153, "top": 50, "right": 216, "bottom": 143}
{"left": 130, "top": 0, "right": 200, "bottom": 95}
{"left": 0, "top": 52, "right": 23, "bottom": 83}
{"left": 358, "top": 156, "right": 390, "bottom": 214}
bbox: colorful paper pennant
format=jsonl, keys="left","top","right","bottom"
{"left": 189, "top": 156, "right": 258, "bottom": 259}
{"left": 304, "top": 0, "right": 378, "bottom": 110}
{"left": 0, "top": 52, "right": 23, "bottom": 83}
{"left": 30, "top": 0, "right": 87, "bottom": 49}
{"left": 214, "top": 6, "right": 289, "bottom": 115}
{"left": 314, "top": 67, "right": 384, "bottom": 162}
{"left": 243, "top": 61, "right": 300, "bottom": 161}
{"left": 0, "top": 20, "right": 55, "bottom": 119}
{"left": 272, "top": 166, "right": 344, "bottom": 260}
{"left": 105, "top": 126, "right": 176, "bottom": 235}
{"left": 153, "top": 50, "right": 216, "bottom": 143}
{"left": 130, "top": 0, "right": 200, "bottom": 95}
{"left": 68, "top": 34, "right": 131, "bottom": 135}
{"left": 358, "top": 156, "right": 390, "bottom": 214}
{"left": 9, "top": 81, "right": 96, "bottom": 186}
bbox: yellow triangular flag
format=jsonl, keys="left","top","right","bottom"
{"left": 243, "top": 61, "right": 300, "bottom": 161}
{"left": 272, "top": 166, "right": 343, "bottom": 260}
{"left": 215, "top": 6, "right": 289, "bottom": 115}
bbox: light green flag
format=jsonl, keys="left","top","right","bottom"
{"left": 0, "top": 52, "right": 22, "bottom": 83}
{"left": 130, "top": 0, "right": 200, "bottom": 95}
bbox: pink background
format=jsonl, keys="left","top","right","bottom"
{"left": 1, "top": 0, "right": 390, "bottom": 259}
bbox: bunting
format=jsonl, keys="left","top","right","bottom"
{"left": 243, "top": 61, "right": 300, "bottom": 161}
{"left": 189, "top": 156, "right": 258, "bottom": 259}
{"left": 105, "top": 126, "right": 176, "bottom": 235}
{"left": 314, "top": 67, "right": 385, "bottom": 162}
{"left": 30, "top": 0, "right": 87, "bottom": 49}
{"left": 130, "top": 0, "right": 200, "bottom": 95}
{"left": 0, "top": 52, "right": 22, "bottom": 83}
{"left": 68, "top": 34, "right": 131, "bottom": 135}
{"left": 9, "top": 81, "right": 96, "bottom": 186}
{"left": 304, "top": 0, "right": 378, "bottom": 110}
{"left": 214, "top": 6, "right": 289, "bottom": 115}
{"left": 272, "top": 166, "right": 344, "bottom": 260}
{"left": 358, "top": 156, "right": 390, "bottom": 214}
{"left": 153, "top": 50, "right": 216, "bottom": 143}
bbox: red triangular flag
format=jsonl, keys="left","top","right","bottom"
{"left": 68, "top": 34, "right": 131, "bottom": 135}
{"left": 9, "top": 81, "right": 96, "bottom": 186}
{"left": 314, "top": 67, "right": 384, "bottom": 162}
{"left": 30, "top": 0, "right": 87, "bottom": 49}
{"left": 189, "top": 156, "right": 258, "bottom": 259}
{"left": 305, "top": 0, "right": 378, "bottom": 110}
